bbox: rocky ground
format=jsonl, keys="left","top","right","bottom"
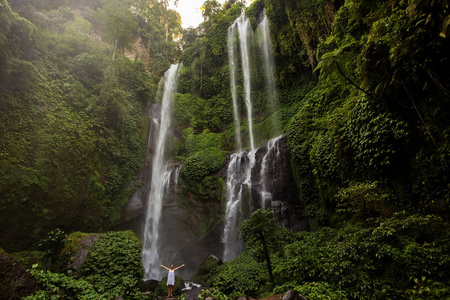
{"left": 181, "top": 284, "right": 203, "bottom": 300}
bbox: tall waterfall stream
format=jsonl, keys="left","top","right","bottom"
{"left": 142, "top": 64, "right": 180, "bottom": 280}
{"left": 222, "top": 11, "right": 281, "bottom": 261}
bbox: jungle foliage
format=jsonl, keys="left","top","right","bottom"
{"left": 284, "top": 0, "right": 450, "bottom": 229}
{"left": 1, "top": 0, "right": 450, "bottom": 298}
{"left": 0, "top": 0, "right": 180, "bottom": 251}
{"left": 204, "top": 211, "right": 450, "bottom": 299}
{"left": 179, "top": 0, "right": 450, "bottom": 298}
{"left": 26, "top": 230, "right": 145, "bottom": 299}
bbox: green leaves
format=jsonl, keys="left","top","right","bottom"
{"left": 180, "top": 148, "right": 225, "bottom": 181}
{"left": 271, "top": 215, "right": 450, "bottom": 299}
{"left": 95, "top": 0, "right": 138, "bottom": 60}
{"left": 81, "top": 231, "right": 144, "bottom": 299}
{"left": 38, "top": 228, "right": 68, "bottom": 268}
{"left": 26, "top": 265, "right": 107, "bottom": 300}
{"left": 212, "top": 252, "right": 269, "bottom": 299}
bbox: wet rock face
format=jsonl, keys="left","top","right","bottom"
{"left": 250, "top": 135, "right": 307, "bottom": 232}
{"left": 155, "top": 182, "right": 225, "bottom": 280}
{"left": 119, "top": 134, "right": 307, "bottom": 280}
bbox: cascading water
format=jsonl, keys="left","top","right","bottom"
{"left": 222, "top": 153, "right": 245, "bottom": 261}
{"left": 260, "top": 135, "right": 283, "bottom": 209}
{"left": 236, "top": 14, "right": 255, "bottom": 152}
{"left": 257, "top": 10, "right": 281, "bottom": 135}
{"left": 142, "top": 64, "right": 180, "bottom": 280}
{"left": 223, "top": 13, "right": 257, "bottom": 262}
{"left": 228, "top": 24, "right": 242, "bottom": 150}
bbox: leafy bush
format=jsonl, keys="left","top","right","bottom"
{"left": 81, "top": 231, "right": 144, "bottom": 299}
{"left": 192, "top": 255, "right": 222, "bottom": 287}
{"left": 38, "top": 228, "right": 70, "bottom": 270}
{"left": 273, "top": 282, "right": 348, "bottom": 300}
{"left": 198, "top": 287, "right": 228, "bottom": 300}
{"left": 184, "top": 129, "right": 223, "bottom": 156}
{"left": 272, "top": 214, "right": 450, "bottom": 299}
{"left": 212, "top": 253, "right": 269, "bottom": 299}
{"left": 26, "top": 265, "right": 105, "bottom": 300}
{"left": 181, "top": 148, "right": 225, "bottom": 181}
{"left": 211, "top": 214, "right": 450, "bottom": 299}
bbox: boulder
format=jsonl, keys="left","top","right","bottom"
{"left": 142, "top": 279, "right": 159, "bottom": 292}
{"left": 282, "top": 290, "right": 308, "bottom": 300}
{"left": 66, "top": 233, "right": 102, "bottom": 278}
{"left": 0, "top": 252, "right": 37, "bottom": 299}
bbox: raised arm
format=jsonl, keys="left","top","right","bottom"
{"left": 173, "top": 264, "right": 185, "bottom": 271}
{"left": 160, "top": 264, "right": 170, "bottom": 271}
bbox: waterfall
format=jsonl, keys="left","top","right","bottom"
{"left": 142, "top": 64, "right": 180, "bottom": 280}
{"left": 223, "top": 13, "right": 259, "bottom": 261}
{"left": 228, "top": 24, "right": 242, "bottom": 150}
{"left": 172, "top": 165, "right": 181, "bottom": 190}
{"left": 236, "top": 14, "right": 255, "bottom": 152}
{"left": 260, "top": 135, "right": 283, "bottom": 209}
{"left": 257, "top": 10, "right": 281, "bottom": 135}
{"left": 222, "top": 152, "right": 248, "bottom": 261}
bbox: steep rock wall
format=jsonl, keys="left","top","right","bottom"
{"left": 120, "top": 134, "right": 305, "bottom": 279}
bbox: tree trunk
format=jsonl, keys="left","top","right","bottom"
{"left": 112, "top": 39, "right": 118, "bottom": 60}
{"left": 260, "top": 231, "right": 274, "bottom": 282}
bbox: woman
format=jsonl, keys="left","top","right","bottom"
{"left": 160, "top": 263, "right": 185, "bottom": 297}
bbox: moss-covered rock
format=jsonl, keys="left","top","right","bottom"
{"left": 10, "top": 251, "right": 41, "bottom": 270}
{"left": 64, "top": 232, "right": 102, "bottom": 278}
{"left": 0, "top": 252, "right": 37, "bottom": 299}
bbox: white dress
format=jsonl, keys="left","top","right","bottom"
{"left": 167, "top": 269, "right": 175, "bottom": 286}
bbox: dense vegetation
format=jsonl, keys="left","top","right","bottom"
{"left": 1, "top": 0, "right": 449, "bottom": 298}
{"left": 176, "top": 0, "right": 450, "bottom": 298}
{"left": 26, "top": 230, "right": 145, "bottom": 299}
{"left": 0, "top": 0, "right": 180, "bottom": 250}
{"left": 200, "top": 210, "right": 450, "bottom": 299}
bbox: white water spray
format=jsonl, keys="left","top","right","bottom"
{"left": 223, "top": 13, "right": 258, "bottom": 261}
{"left": 222, "top": 151, "right": 255, "bottom": 261}
{"left": 228, "top": 24, "right": 242, "bottom": 150}
{"left": 236, "top": 14, "right": 255, "bottom": 152}
{"left": 257, "top": 10, "right": 281, "bottom": 135}
{"left": 260, "top": 135, "right": 283, "bottom": 209}
{"left": 142, "top": 64, "right": 180, "bottom": 280}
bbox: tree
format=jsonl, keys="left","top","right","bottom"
{"left": 201, "top": 0, "right": 221, "bottom": 21}
{"left": 239, "top": 209, "right": 292, "bottom": 283}
{"left": 96, "top": 0, "right": 138, "bottom": 60}
{"left": 160, "top": 0, "right": 180, "bottom": 41}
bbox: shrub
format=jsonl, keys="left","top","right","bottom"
{"left": 212, "top": 253, "right": 269, "bottom": 299}
{"left": 192, "top": 255, "right": 222, "bottom": 287}
{"left": 38, "top": 228, "right": 70, "bottom": 271}
{"left": 81, "top": 231, "right": 144, "bottom": 299}
{"left": 26, "top": 265, "right": 104, "bottom": 299}
{"left": 181, "top": 148, "right": 225, "bottom": 181}
{"left": 272, "top": 214, "right": 450, "bottom": 299}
